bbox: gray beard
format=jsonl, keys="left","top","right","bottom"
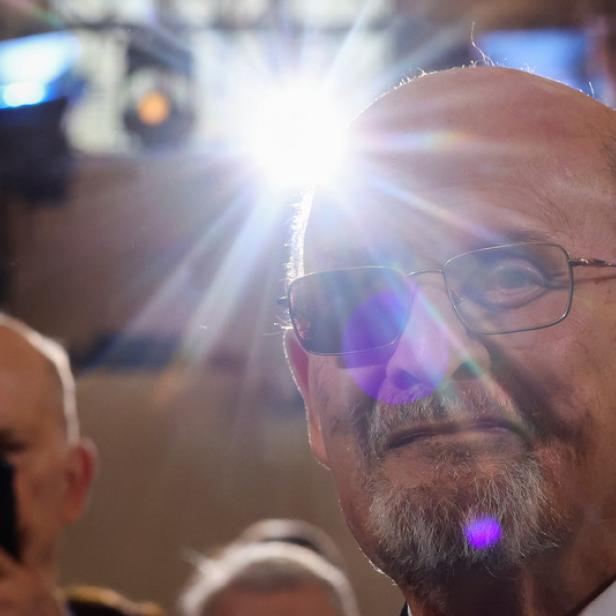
{"left": 367, "top": 457, "right": 563, "bottom": 589}
{"left": 357, "top": 389, "right": 571, "bottom": 602}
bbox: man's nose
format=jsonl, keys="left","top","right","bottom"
{"left": 384, "top": 277, "right": 491, "bottom": 394}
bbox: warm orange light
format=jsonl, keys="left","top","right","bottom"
{"left": 137, "top": 91, "right": 171, "bottom": 125}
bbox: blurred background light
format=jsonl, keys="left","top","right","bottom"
{"left": 0, "top": 28, "right": 83, "bottom": 207}
{"left": 0, "top": 30, "right": 82, "bottom": 110}
{"left": 476, "top": 28, "right": 592, "bottom": 96}
{"left": 1, "top": 81, "right": 47, "bottom": 108}
{"left": 137, "top": 90, "right": 171, "bottom": 125}
{"left": 122, "top": 25, "right": 196, "bottom": 149}
{"left": 0, "top": 30, "right": 79, "bottom": 85}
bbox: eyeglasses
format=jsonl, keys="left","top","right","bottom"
{"left": 281, "top": 242, "right": 616, "bottom": 356}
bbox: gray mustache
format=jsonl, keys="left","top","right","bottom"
{"left": 364, "top": 387, "right": 530, "bottom": 459}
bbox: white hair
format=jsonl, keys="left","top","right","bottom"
{"left": 0, "top": 314, "right": 78, "bottom": 443}
{"left": 180, "top": 542, "right": 359, "bottom": 616}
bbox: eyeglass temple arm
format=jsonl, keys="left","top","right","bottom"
{"left": 570, "top": 257, "right": 616, "bottom": 269}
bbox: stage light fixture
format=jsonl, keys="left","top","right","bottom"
{"left": 122, "top": 26, "right": 195, "bottom": 149}
{"left": 0, "top": 30, "right": 83, "bottom": 202}
{"left": 137, "top": 90, "right": 171, "bottom": 125}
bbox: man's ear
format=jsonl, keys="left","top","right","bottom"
{"left": 284, "top": 331, "right": 329, "bottom": 467}
{"left": 63, "top": 438, "right": 97, "bottom": 524}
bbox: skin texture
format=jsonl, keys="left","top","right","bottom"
{"left": 207, "top": 583, "right": 342, "bottom": 616}
{"left": 0, "top": 325, "right": 95, "bottom": 614}
{"left": 286, "top": 67, "right": 616, "bottom": 616}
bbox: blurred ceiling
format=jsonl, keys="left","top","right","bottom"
{"left": 0, "top": 0, "right": 611, "bottom": 37}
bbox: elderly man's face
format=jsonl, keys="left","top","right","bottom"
{"left": 286, "top": 69, "right": 616, "bottom": 590}
{"left": 0, "top": 329, "right": 92, "bottom": 574}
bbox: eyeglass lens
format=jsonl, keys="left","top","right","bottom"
{"left": 288, "top": 268, "right": 410, "bottom": 354}
{"left": 444, "top": 243, "right": 572, "bottom": 334}
{"left": 288, "top": 243, "right": 573, "bottom": 355}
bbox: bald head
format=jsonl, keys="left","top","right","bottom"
{"left": 0, "top": 315, "right": 78, "bottom": 444}
{"left": 353, "top": 66, "right": 616, "bottom": 192}
{"left": 296, "top": 67, "right": 616, "bottom": 277}
{"left": 359, "top": 66, "right": 612, "bottom": 130}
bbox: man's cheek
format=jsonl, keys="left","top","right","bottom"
{"left": 327, "top": 442, "right": 375, "bottom": 523}
{"left": 531, "top": 355, "right": 599, "bottom": 441}
{"left": 489, "top": 344, "right": 578, "bottom": 432}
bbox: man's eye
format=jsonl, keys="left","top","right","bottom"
{"left": 489, "top": 262, "right": 544, "bottom": 290}
{"left": 464, "top": 260, "right": 547, "bottom": 309}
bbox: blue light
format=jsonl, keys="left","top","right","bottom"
{"left": 2, "top": 82, "right": 46, "bottom": 108}
{"left": 0, "top": 31, "right": 79, "bottom": 86}
{"left": 476, "top": 29, "right": 592, "bottom": 97}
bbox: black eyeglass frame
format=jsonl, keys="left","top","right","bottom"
{"left": 280, "top": 242, "right": 616, "bottom": 356}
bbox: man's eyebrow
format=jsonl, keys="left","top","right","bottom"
{"left": 312, "top": 229, "right": 556, "bottom": 271}
{"left": 483, "top": 228, "right": 555, "bottom": 245}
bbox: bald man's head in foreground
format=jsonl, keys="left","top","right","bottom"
{"left": 0, "top": 315, "right": 95, "bottom": 582}
{"left": 284, "top": 67, "right": 616, "bottom": 615}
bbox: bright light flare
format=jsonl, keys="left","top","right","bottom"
{"left": 0, "top": 31, "right": 79, "bottom": 85}
{"left": 1, "top": 82, "right": 46, "bottom": 107}
{"left": 246, "top": 83, "right": 348, "bottom": 190}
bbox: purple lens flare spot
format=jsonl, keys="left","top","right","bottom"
{"left": 340, "top": 289, "right": 407, "bottom": 356}
{"left": 341, "top": 282, "right": 450, "bottom": 405}
{"left": 465, "top": 517, "right": 502, "bottom": 550}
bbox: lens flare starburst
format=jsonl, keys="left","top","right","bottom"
{"left": 244, "top": 81, "right": 348, "bottom": 190}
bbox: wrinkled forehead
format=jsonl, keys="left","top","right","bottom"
{"left": 303, "top": 71, "right": 615, "bottom": 272}
{"left": 304, "top": 145, "right": 563, "bottom": 271}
